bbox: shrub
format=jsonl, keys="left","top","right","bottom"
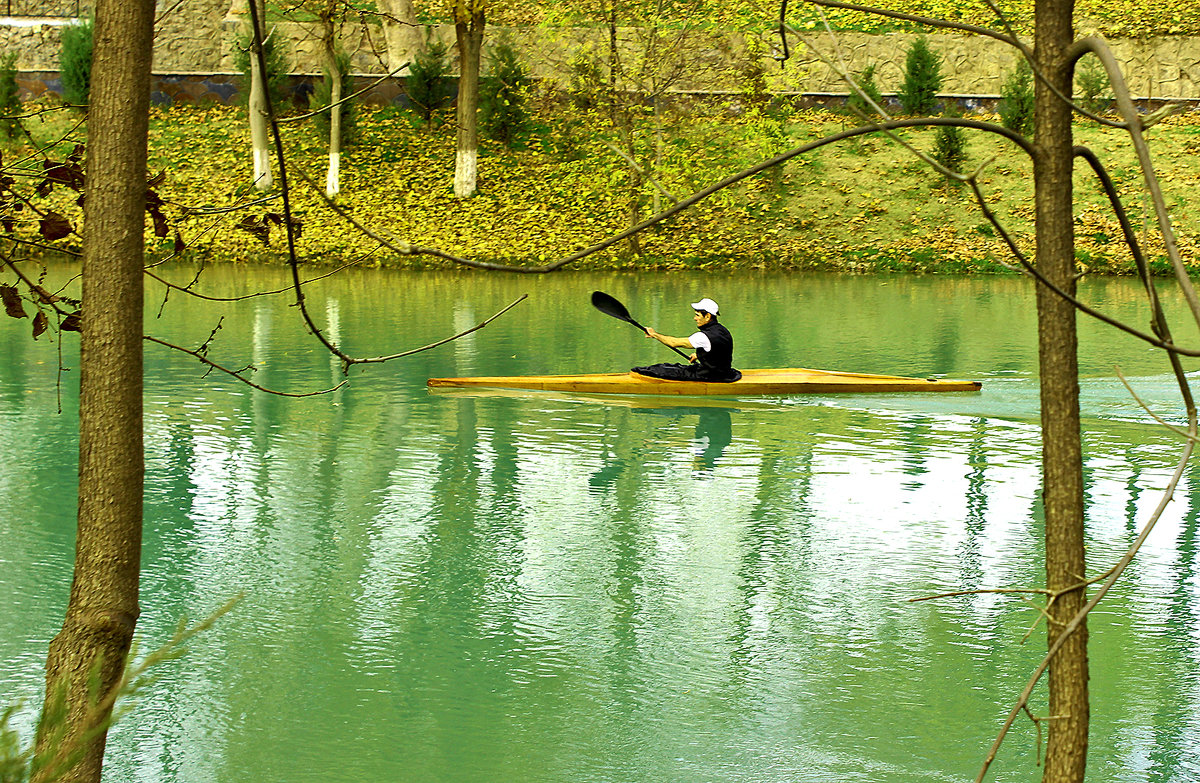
{"left": 480, "top": 39, "right": 530, "bottom": 145}
{"left": 846, "top": 63, "right": 884, "bottom": 118}
{"left": 234, "top": 25, "right": 291, "bottom": 111}
{"left": 736, "top": 34, "right": 771, "bottom": 110}
{"left": 310, "top": 49, "right": 357, "bottom": 147}
{"left": 998, "top": 56, "right": 1035, "bottom": 135}
{"left": 1076, "top": 55, "right": 1113, "bottom": 114}
{"left": 405, "top": 37, "right": 452, "bottom": 125}
{"left": 897, "top": 36, "right": 942, "bottom": 116}
{"left": 0, "top": 52, "right": 19, "bottom": 138}
{"left": 59, "top": 17, "right": 93, "bottom": 108}
{"left": 932, "top": 120, "right": 968, "bottom": 184}
{"left": 567, "top": 50, "right": 606, "bottom": 111}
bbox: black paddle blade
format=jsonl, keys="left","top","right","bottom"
{"left": 591, "top": 291, "right": 637, "bottom": 325}
{"left": 591, "top": 290, "right": 690, "bottom": 361}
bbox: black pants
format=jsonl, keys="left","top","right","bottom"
{"left": 631, "top": 363, "right": 742, "bottom": 383}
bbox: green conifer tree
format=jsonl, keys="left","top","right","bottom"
{"left": 58, "top": 17, "right": 94, "bottom": 107}
{"left": 933, "top": 122, "right": 968, "bottom": 184}
{"left": 234, "top": 25, "right": 291, "bottom": 110}
{"left": 847, "top": 63, "right": 884, "bottom": 118}
{"left": 0, "top": 52, "right": 19, "bottom": 138}
{"left": 480, "top": 40, "right": 530, "bottom": 146}
{"left": 1075, "top": 55, "right": 1113, "bottom": 114}
{"left": 405, "top": 38, "right": 452, "bottom": 126}
{"left": 897, "top": 36, "right": 942, "bottom": 116}
{"left": 998, "top": 57, "right": 1035, "bottom": 135}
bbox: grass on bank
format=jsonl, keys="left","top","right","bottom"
{"left": 6, "top": 96, "right": 1200, "bottom": 274}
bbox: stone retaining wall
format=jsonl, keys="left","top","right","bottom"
{"left": 3, "top": 14, "right": 1199, "bottom": 103}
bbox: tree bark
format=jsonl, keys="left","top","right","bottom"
{"left": 248, "top": 0, "right": 272, "bottom": 190}
{"left": 326, "top": 64, "right": 343, "bottom": 198}
{"left": 377, "top": 0, "right": 421, "bottom": 71}
{"left": 34, "top": 0, "right": 152, "bottom": 777}
{"left": 1034, "top": 0, "right": 1089, "bottom": 779}
{"left": 453, "top": 4, "right": 484, "bottom": 199}
{"left": 321, "top": 4, "right": 342, "bottom": 198}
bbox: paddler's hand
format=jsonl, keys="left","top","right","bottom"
{"left": 645, "top": 327, "right": 660, "bottom": 340}
{"left": 688, "top": 353, "right": 697, "bottom": 363}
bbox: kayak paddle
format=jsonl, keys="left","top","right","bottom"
{"left": 591, "top": 291, "right": 691, "bottom": 360}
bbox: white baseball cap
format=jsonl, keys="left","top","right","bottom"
{"left": 691, "top": 298, "right": 719, "bottom": 315}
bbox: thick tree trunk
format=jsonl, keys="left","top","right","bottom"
{"left": 453, "top": 10, "right": 484, "bottom": 199}
{"left": 1034, "top": 0, "right": 1089, "bottom": 780}
{"left": 248, "top": 0, "right": 272, "bottom": 190}
{"left": 34, "top": 0, "right": 152, "bottom": 777}
{"left": 377, "top": 0, "right": 421, "bottom": 71}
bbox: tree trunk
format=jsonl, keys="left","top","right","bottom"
{"left": 377, "top": 0, "right": 421, "bottom": 72}
{"left": 326, "top": 66, "right": 343, "bottom": 198}
{"left": 453, "top": 8, "right": 484, "bottom": 199}
{"left": 34, "top": 0, "right": 152, "bottom": 776}
{"left": 1034, "top": 0, "right": 1089, "bottom": 779}
{"left": 321, "top": 7, "right": 342, "bottom": 199}
{"left": 248, "top": 0, "right": 272, "bottom": 190}
{"left": 617, "top": 113, "right": 642, "bottom": 256}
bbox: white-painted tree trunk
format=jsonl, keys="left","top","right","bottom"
{"left": 453, "top": 13, "right": 484, "bottom": 199}
{"left": 453, "top": 148, "right": 476, "bottom": 199}
{"left": 248, "top": 22, "right": 273, "bottom": 190}
{"left": 326, "top": 63, "right": 342, "bottom": 198}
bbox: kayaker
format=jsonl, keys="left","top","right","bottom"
{"left": 633, "top": 298, "right": 741, "bottom": 383}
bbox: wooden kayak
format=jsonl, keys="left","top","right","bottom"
{"left": 427, "top": 368, "right": 982, "bottom": 396}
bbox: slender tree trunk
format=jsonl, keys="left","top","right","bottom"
{"left": 606, "top": 3, "right": 617, "bottom": 98}
{"left": 248, "top": 0, "right": 272, "bottom": 190}
{"left": 321, "top": 6, "right": 342, "bottom": 198}
{"left": 327, "top": 67, "right": 343, "bottom": 198}
{"left": 453, "top": 6, "right": 484, "bottom": 199}
{"left": 617, "top": 112, "right": 642, "bottom": 256}
{"left": 34, "top": 0, "right": 152, "bottom": 777}
{"left": 1034, "top": 0, "right": 1089, "bottom": 779}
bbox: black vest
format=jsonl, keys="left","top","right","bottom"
{"left": 696, "top": 319, "right": 735, "bottom": 375}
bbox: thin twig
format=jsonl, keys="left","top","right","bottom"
{"left": 340, "top": 293, "right": 530, "bottom": 366}
{"left": 143, "top": 253, "right": 377, "bottom": 303}
{"left": 278, "top": 62, "right": 410, "bottom": 124}
{"left": 144, "top": 335, "right": 347, "bottom": 397}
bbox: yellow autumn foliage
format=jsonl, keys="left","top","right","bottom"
{"left": 9, "top": 97, "right": 1200, "bottom": 275}
{"left": 487, "top": 0, "right": 1200, "bottom": 38}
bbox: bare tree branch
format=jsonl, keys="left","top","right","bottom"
{"left": 144, "top": 335, "right": 348, "bottom": 397}
{"left": 1067, "top": 36, "right": 1200, "bottom": 323}
{"left": 339, "top": 293, "right": 530, "bottom": 366}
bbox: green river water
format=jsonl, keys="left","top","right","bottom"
{"left": 3, "top": 264, "right": 1200, "bottom": 782}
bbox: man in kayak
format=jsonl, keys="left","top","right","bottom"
{"left": 633, "top": 298, "right": 742, "bottom": 383}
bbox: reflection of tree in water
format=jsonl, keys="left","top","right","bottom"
{"left": 1143, "top": 461, "right": 1200, "bottom": 780}
{"left": 956, "top": 417, "right": 990, "bottom": 594}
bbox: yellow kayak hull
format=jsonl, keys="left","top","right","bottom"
{"left": 427, "top": 368, "right": 982, "bottom": 396}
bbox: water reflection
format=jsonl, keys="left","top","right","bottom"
{"left": 5, "top": 266, "right": 1200, "bottom": 782}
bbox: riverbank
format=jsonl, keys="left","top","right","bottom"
{"left": 11, "top": 100, "right": 1200, "bottom": 273}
